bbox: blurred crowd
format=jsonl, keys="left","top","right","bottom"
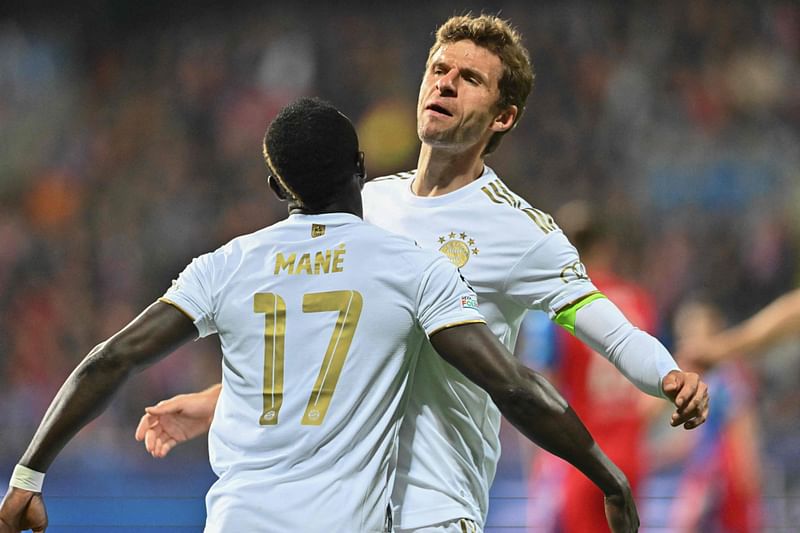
{"left": 1, "top": 0, "right": 798, "bottom": 529}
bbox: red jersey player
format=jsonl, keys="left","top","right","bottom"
{"left": 524, "top": 201, "right": 660, "bottom": 532}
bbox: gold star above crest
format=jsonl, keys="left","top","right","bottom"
{"left": 437, "top": 231, "right": 479, "bottom": 266}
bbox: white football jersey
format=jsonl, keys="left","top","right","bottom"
{"left": 362, "top": 167, "right": 597, "bottom": 528}
{"left": 161, "top": 212, "right": 484, "bottom": 533}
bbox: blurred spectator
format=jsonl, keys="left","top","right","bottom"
{"left": 679, "top": 287, "right": 800, "bottom": 368}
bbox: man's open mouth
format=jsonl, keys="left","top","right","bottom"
{"left": 426, "top": 104, "right": 453, "bottom": 117}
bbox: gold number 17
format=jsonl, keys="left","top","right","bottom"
{"left": 253, "top": 290, "right": 363, "bottom": 426}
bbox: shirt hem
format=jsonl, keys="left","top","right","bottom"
{"left": 394, "top": 503, "right": 484, "bottom": 530}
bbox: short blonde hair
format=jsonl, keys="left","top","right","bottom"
{"left": 428, "top": 14, "right": 535, "bottom": 155}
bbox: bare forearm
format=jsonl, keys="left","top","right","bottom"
{"left": 717, "top": 289, "right": 800, "bottom": 357}
{"left": 18, "top": 302, "right": 195, "bottom": 473}
{"left": 430, "top": 324, "right": 628, "bottom": 496}
{"left": 202, "top": 383, "right": 222, "bottom": 400}
{"left": 493, "top": 368, "right": 627, "bottom": 495}
{"left": 21, "top": 344, "right": 135, "bottom": 471}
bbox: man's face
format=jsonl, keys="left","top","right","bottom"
{"left": 417, "top": 39, "right": 512, "bottom": 151}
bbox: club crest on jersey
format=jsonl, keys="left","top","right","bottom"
{"left": 437, "top": 232, "right": 479, "bottom": 268}
{"left": 311, "top": 224, "right": 326, "bottom": 238}
{"left": 460, "top": 294, "right": 479, "bottom": 310}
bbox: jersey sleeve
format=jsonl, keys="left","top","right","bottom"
{"left": 574, "top": 297, "right": 679, "bottom": 398}
{"left": 504, "top": 231, "right": 599, "bottom": 316}
{"left": 160, "top": 251, "right": 219, "bottom": 338}
{"left": 416, "top": 255, "right": 486, "bottom": 336}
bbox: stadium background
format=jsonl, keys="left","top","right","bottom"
{"left": 0, "top": 0, "right": 798, "bottom": 530}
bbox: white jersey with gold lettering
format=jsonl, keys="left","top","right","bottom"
{"left": 161, "top": 212, "right": 485, "bottom": 533}
{"left": 362, "top": 167, "right": 597, "bottom": 529}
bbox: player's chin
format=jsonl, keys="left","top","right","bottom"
{"left": 419, "top": 131, "right": 458, "bottom": 149}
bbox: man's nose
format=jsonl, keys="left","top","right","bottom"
{"left": 435, "top": 69, "right": 458, "bottom": 95}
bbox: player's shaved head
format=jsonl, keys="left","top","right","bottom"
{"left": 264, "top": 97, "right": 362, "bottom": 208}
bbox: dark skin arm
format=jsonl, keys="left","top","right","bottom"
{"left": 134, "top": 320, "right": 638, "bottom": 531}
{"left": 0, "top": 301, "right": 196, "bottom": 533}
{"left": 430, "top": 323, "right": 639, "bottom": 532}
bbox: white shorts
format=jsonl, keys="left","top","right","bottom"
{"left": 396, "top": 518, "right": 481, "bottom": 533}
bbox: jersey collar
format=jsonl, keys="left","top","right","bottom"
{"left": 403, "top": 166, "right": 498, "bottom": 206}
{"left": 286, "top": 212, "right": 364, "bottom": 226}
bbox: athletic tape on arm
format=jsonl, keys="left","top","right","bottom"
{"left": 554, "top": 292, "right": 606, "bottom": 334}
{"left": 9, "top": 464, "right": 45, "bottom": 492}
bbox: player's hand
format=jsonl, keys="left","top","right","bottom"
{"left": 660, "top": 370, "right": 709, "bottom": 430}
{"left": 603, "top": 485, "right": 639, "bottom": 532}
{"left": 135, "top": 386, "right": 219, "bottom": 458}
{"left": 0, "top": 487, "right": 48, "bottom": 532}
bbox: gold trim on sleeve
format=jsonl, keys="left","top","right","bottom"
{"left": 552, "top": 290, "right": 604, "bottom": 315}
{"left": 427, "top": 319, "right": 487, "bottom": 337}
{"left": 158, "top": 297, "right": 197, "bottom": 322}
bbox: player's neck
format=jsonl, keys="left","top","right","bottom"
{"left": 413, "top": 144, "right": 485, "bottom": 197}
{"left": 288, "top": 202, "right": 362, "bottom": 218}
{"left": 287, "top": 185, "right": 363, "bottom": 218}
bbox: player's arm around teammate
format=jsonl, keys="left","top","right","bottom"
{"left": 1, "top": 315, "right": 639, "bottom": 533}
{"left": 135, "top": 322, "right": 641, "bottom": 531}
{"left": 135, "top": 383, "right": 220, "bottom": 458}
{"left": 136, "top": 384, "right": 222, "bottom": 457}
{"left": 429, "top": 323, "right": 639, "bottom": 532}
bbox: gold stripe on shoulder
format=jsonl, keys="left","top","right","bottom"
{"left": 531, "top": 207, "right": 558, "bottom": 232}
{"left": 428, "top": 319, "right": 486, "bottom": 337}
{"left": 489, "top": 181, "right": 515, "bottom": 206}
{"left": 495, "top": 180, "right": 521, "bottom": 208}
{"left": 521, "top": 207, "right": 552, "bottom": 233}
{"left": 158, "top": 297, "right": 197, "bottom": 321}
{"left": 481, "top": 185, "right": 504, "bottom": 204}
{"left": 483, "top": 178, "right": 560, "bottom": 234}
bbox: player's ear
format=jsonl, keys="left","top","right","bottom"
{"left": 491, "top": 104, "right": 518, "bottom": 134}
{"left": 268, "top": 174, "right": 289, "bottom": 201}
{"left": 355, "top": 151, "right": 367, "bottom": 186}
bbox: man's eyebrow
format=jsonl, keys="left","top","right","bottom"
{"left": 430, "top": 59, "right": 488, "bottom": 83}
{"left": 459, "top": 66, "right": 488, "bottom": 84}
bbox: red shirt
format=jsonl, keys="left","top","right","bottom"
{"left": 534, "top": 269, "right": 659, "bottom": 533}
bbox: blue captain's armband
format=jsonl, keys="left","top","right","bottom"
{"left": 554, "top": 292, "right": 607, "bottom": 335}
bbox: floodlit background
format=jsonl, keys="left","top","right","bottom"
{"left": 1, "top": 1, "right": 798, "bottom": 530}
